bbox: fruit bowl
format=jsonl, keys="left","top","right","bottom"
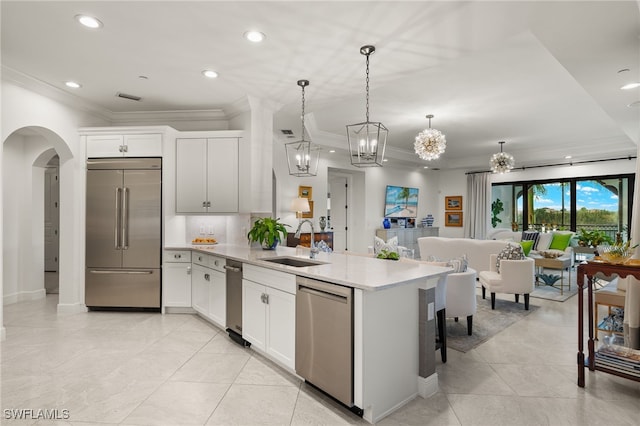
{"left": 597, "top": 245, "right": 633, "bottom": 264}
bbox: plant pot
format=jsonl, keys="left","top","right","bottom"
{"left": 262, "top": 240, "right": 279, "bottom": 250}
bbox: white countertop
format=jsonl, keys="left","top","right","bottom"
{"left": 165, "top": 244, "right": 451, "bottom": 291}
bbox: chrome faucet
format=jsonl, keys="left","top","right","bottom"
{"left": 294, "top": 219, "right": 319, "bottom": 259}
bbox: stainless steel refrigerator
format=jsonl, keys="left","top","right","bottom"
{"left": 85, "top": 158, "right": 162, "bottom": 309}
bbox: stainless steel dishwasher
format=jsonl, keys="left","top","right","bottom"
{"left": 225, "top": 260, "right": 249, "bottom": 346}
{"left": 296, "top": 276, "right": 354, "bottom": 407}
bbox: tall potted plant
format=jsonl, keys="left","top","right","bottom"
{"left": 247, "top": 217, "right": 289, "bottom": 249}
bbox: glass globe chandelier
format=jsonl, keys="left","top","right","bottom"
{"left": 346, "top": 45, "right": 388, "bottom": 167}
{"left": 490, "top": 141, "right": 515, "bottom": 173}
{"left": 285, "top": 79, "right": 320, "bottom": 177}
{"left": 414, "top": 114, "right": 446, "bottom": 161}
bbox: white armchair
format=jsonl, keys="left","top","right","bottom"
{"left": 445, "top": 268, "right": 478, "bottom": 335}
{"left": 479, "top": 255, "right": 535, "bottom": 310}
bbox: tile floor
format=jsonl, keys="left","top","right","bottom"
{"left": 2, "top": 289, "right": 640, "bottom": 426}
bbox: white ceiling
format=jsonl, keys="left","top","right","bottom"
{"left": 2, "top": 1, "right": 639, "bottom": 171}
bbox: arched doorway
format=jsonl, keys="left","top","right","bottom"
{"left": 2, "top": 126, "right": 71, "bottom": 310}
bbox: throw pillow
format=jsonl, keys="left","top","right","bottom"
{"left": 521, "top": 231, "right": 540, "bottom": 250}
{"left": 496, "top": 243, "right": 525, "bottom": 273}
{"left": 519, "top": 240, "right": 534, "bottom": 256}
{"left": 536, "top": 233, "right": 553, "bottom": 251}
{"left": 426, "top": 254, "right": 468, "bottom": 273}
{"left": 374, "top": 235, "right": 398, "bottom": 255}
{"left": 549, "top": 232, "right": 572, "bottom": 251}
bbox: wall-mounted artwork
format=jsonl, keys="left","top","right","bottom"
{"left": 384, "top": 185, "right": 418, "bottom": 218}
{"left": 445, "top": 195, "right": 462, "bottom": 210}
{"left": 445, "top": 211, "right": 463, "bottom": 227}
{"left": 299, "top": 186, "right": 312, "bottom": 199}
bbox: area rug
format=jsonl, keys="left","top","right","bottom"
{"left": 446, "top": 295, "right": 539, "bottom": 353}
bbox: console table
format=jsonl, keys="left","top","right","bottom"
{"left": 577, "top": 261, "right": 640, "bottom": 387}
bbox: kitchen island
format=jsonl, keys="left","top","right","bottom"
{"left": 164, "top": 244, "right": 450, "bottom": 423}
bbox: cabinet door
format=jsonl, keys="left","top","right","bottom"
{"left": 163, "top": 263, "right": 192, "bottom": 307}
{"left": 86, "top": 135, "right": 124, "bottom": 158}
{"left": 266, "top": 287, "right": 295, "bottom": 369}
{"left": 123, "top": 134, "right": 162, "bottom": 157}
{"left": 242, "top": 279, "right": 266, "bottom": 351}
{"left": 208, "top": 270, "right": 226, "bottom": 328}
{"left": 207, "top": 138, "right": 238, "bottom": 213}
{"left": 191, "top": 264, "right": 210, "bottom": 315}
{"left": 176, "top": 138, "right": 208, "bottom": 213}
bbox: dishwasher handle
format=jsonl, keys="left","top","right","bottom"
{"left": 298, "top": 284, "right": 349, "bottom": 304}
{"left": 223, "top": 265, "right": 242, "bottom": 273}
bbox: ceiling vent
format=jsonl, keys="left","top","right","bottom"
{"left": 280, "top": 129, "right": 295, "bottom": 138}
{"left": 116, "top": 92, "right": 142, "bottom": 102}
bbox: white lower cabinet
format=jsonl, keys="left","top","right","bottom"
{"left": 191, "top": 253, "right": 226, "bottom": 329}
{"left": 242, "top": 264, "right": 296, "bottom": 370}
{"left": 163, "top": 250, "right": 192, "bottom": 309}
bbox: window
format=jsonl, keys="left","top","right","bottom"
{"left": 491, "top": 174, "right": 634, "bottom": 238}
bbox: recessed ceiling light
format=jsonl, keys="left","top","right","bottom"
{"left": 565, "top": 155, "right": 572, "bottom": 159}
{"left": 65, "top": 81, "right": 81, "bottom": 89}
{"left": 621, "top": 82, "right": 640, "bottom": 90}
{"left": 423, "top": 166, "right": 429, "bottom": 169}
{"left": 75, "top": 14, "right": 103, "bottom": 29}
{"left": 329, "top": 150, "right": 336, "bottom": 153}
{"left": 244, "top": 31, "right": 265, "bottom": 43}
{"left": 202, "top": 70, "right": 219, "bottom": 79}
{"left": 382, "top": 159, "right": 388, "bottom": 162}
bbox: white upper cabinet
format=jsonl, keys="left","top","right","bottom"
{"left": 86, "top": 134, "right": 162, "bottom": 158}
{"left": 176, "top": 137, "right": 239, "bottom": 213}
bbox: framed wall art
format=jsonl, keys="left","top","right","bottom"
{"left": 445, "top": 211, "right": 463, "bottom": 227}
{"left": 298, "top": 186, "right": 312, "bottom": 199}
{"left": 445, "top": 195, "right": 462, "bottom": 210}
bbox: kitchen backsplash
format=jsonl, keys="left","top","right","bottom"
{"left": 185, "top": 215, "right": 251, "bottom": 245}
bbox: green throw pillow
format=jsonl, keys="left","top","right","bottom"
{"left": 549, "top": 232, "right": 572, "bottom": 251}
{"left": 519, "top": 240, "right": 534, "bottom": 256}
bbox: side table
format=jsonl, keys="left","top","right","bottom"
{"left": 577, "top": 261, "right": 640, "bottom": 387}
{"left": 531, "top": 255, "right": 571, "bottom": 295}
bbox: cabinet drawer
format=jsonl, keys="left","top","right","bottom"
{"left": 192, "top": 252, "right": 225, "bottom": 272}
{"left": 244, "top": 264, "right": 296, "bottom": 295}
{"left": 163, "top": 250, "right": 191, "bottom": 263}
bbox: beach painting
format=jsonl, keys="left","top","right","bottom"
{"left": 384, "top": 185, "right": 419, "bottom": 218}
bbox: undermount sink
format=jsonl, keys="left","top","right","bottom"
{"left": 262, "top": 256, "right": 326, "bottom": 268}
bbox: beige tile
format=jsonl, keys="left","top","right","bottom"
{"left": 206, "top": 384, "right": 299, "bottom": 425}
{"left": 446, "top": 394, "right": 553, "bottom": 426}
{"left": 124, "top": 381, "right": 229, "bottom": 425}
{"left": 377, "top": 392, "right": 461, "bottom": 426}
{"left": 200, "top": 332, "right": 251, "bottom": 355}
{"left": 491, "top": 363, "right": 581, "bottom": 398}
{"left": 436, "top": 361, "right": 515, "bottom": 396}
{"left": 234, "top": 356, "right": 299, "bottom": 387}
{"left": 108, "top": 349, "right": 194, "bottom": 381}
{"left": 145, "top": 329, "right": 215, "bottom": 354}
{"left": 291, "top": 387, "right": 365, "bottom": 425}
{"left": 170, "top": 352, "right": 250, "bottom": 383}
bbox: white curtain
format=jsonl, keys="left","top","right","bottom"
{"left": 631, "top": 143, "right": 640, "bottom": 258}
{"left": 464, "top": 172, "right": 491, "bottom": 239}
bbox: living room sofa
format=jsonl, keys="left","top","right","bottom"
{"left": 487, "top": 229, "right": 575, "bottom": 266}
{"left": 417, "top": 236, "right": 511, "bottom": 273}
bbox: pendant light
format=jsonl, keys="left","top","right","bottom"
{"left": 414, "top": 114, "right": 446, "bottom": 161}
{"left": 346, "top": 45, "right": 388, "bottom": 167}
{"left": 490, "top": 141, "right": 515, "bottom": 173}
{"left": 285, "top": 79, "right": 320, "bottom": 177}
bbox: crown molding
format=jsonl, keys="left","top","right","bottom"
{"left": 110, "top": 109, "right": 227, "bottom": 125}
{"left": 2, "top": 65, "right": 113, "bottom": 123}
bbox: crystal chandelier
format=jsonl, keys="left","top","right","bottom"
{"left": 490, "top": 141, "right": 515, "bottom": 173}
{"left": 346, "top": 45, "right": 388, "bottom": 167}
{"left": 414, "top": 114, "right": 446, "bottom": 161}
{"left": 285, "top": 80, "right": 320, "bottom": 177}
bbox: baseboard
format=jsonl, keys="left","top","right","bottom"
{"left": 3, "top": 289, "right": 46, "bottom": 305}
{"left": 418, "top": 372, "right": 439, "bottom": 398}
{"left": 57, "top": 303, "right": 88, "bottom": 314}
{"left": 164, "top": 306, "right": 196, "bottom": 314}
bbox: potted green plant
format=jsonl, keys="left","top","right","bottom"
{"left": 247, "top": 217, "right": 289, "bottom": 250}
{"left": 576, "top": 229, "right": 613, "bottom": 247}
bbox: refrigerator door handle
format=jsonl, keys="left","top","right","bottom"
{"left": 122, "top": 187, "right": 129, "bottom": 250}
{"left": 115, "top": 187, "right": 122, "bottom": 250}
{"left": 89, "top": 269, "right": 154, "bottom": 275}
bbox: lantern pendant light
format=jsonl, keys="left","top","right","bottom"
{"left": 285, "top": 79, "right": 320, "bottom": 177}
{"left": 346, "top": 45, "right": 388, "bottom": 167}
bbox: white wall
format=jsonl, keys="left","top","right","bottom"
{"left": 435, "top": 169, "right": 466, "bottom": 238}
